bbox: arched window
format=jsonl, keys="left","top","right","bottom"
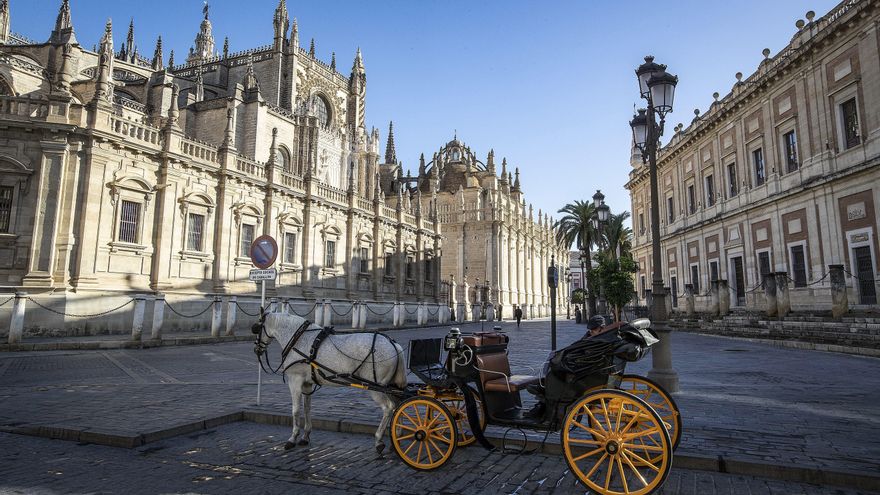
{"left": 309, "top": 94, "right": 330, "bottom": 127}
{"left": 276, "top": 146, "right": 291, "bottom": 172}
{"left": 0, "top": 77, "right": 14, "bottom": 96}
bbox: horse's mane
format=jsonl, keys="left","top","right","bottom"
{"left": 264, "top": 311, "right": 320, "bottom": 348}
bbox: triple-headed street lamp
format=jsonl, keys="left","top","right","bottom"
{"left": 584, "top": 190, "right": 610, "bottom": 318}
{"left": 629, "top": 55, "right": 680, "bottom": 393}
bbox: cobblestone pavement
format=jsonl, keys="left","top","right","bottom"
{"left": 0, "top": 422, "right": 870, "bottom": 495}
{"left": 1, "top": 319, "right": 879, "bottom": 485}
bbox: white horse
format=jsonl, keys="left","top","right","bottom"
{"left": 253, "top": 311, "right": 407, "bottom": 453}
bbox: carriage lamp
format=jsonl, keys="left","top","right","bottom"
{"left": 444, "top": 327, "right": 462, "bottom": 351}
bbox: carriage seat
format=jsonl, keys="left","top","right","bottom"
{"left": 475, "top": 352, "right": 540, "bottom": 393}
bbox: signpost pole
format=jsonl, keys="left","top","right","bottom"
{"left": 250, "top": 234, "right": 278, "bottom": 408}
{"left": 548, "top": 256, "right": 559, "bottom": 351}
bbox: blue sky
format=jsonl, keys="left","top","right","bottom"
{"left": 11, "top": 0, "right": 840, "bottom": 222}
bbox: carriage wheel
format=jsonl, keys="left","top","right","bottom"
{"left": 440, "top": 387, "right": 486, "bottom": 447}
{"left": 562, "top": 390, "right": 672, "bottom": 495}
{"left": 391, "top": 397, "right": 458, "bottom": 470}
{"left": 619, "top": 375, "right": 682, "bottom": 451}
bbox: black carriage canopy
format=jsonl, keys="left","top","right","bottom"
{"left": 549, "top": 318, "right": 659, "bottom": 382}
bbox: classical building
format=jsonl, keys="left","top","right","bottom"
{"left": 378, "top": 134, "right": 569, "bottom": 320}
{"left": 0, "top": 0, "right": 444, "bottom": 329}
{"left": 626, "top": 0, "right": 880, "bottom": 313}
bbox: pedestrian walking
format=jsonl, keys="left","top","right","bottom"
{"left": 514, "top": 305, "right": 523, "bottom": 328}
{"left": 575, "top": 305, "right": 582, "bottom": 324}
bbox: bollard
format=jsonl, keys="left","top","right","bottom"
{"left": 314, "top": 300, "right": 324, "bottom": 326}
{"left": 132, "top": 294, "right": 146, "bottom": 341}
{"left": 709, "top": 280, "right": 720, "bottom": 316}
{"left": 829, "top": 265, "right": 848, "bottom": 318}
{"left": 395, "top": 302, "right": 404, "bottom": 327}
{"left": 351, "top": 301, "right": 360, "bottom": 329}
{"left": 323, "top": 299, "right": 332, "bottom": 327}
{"left": 718, "top": 280, "right": 730, "bottom": 316}
{"left": 211, "top": 295, "right": 223, "bottom": 337}
{"left": 226, "top": 296, "right": 237, "bottom": 336}
{"left": 684, "top": 284, "right": 695, "bottom": 318}
{"left": 151, "top": 293, "right": 165, "bottom": 340}
{"left": 358, "top": 302, "right": 367, "bottom": 329}
{"left": 8, "top": 291, "right": 27, "bottom": 344}
{"left": 775, "top": 272, "right": 790, "bottom": 318}
{"left": 764, "top": 273, "right": 778, "bottom": 318}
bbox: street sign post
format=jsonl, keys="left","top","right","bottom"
{"left": 249, "top": 235, "right": 278, "bottom": 406}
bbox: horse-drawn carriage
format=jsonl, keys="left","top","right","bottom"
{"left": 253, "top": 313, "right": 680, "bottom": 495}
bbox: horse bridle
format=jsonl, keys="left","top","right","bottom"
{"left": 251, "top": 311, "right": 314, "bottom": 375}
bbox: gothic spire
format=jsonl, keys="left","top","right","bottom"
{"left": 385, "top": 121, "right": 397, "bottom": 165}
{"left": 124, "top": 18, "right": 136, "bottom": 62}
{"left": 273, "top": 0, "right": 289, "bottom": 50}
{"left": 194, "top": 67, "right": 204, "bottom": 102}
{"left": 188, "top": 1, "right": 215, "bottom": 63}
{"left": 309, "top": 38, "right": 315, "bottom": 58}
{"left": 94, "top": 19, "right": 113, "bottom": 102}
{"left": 500, "top": 158, "right": 508, "bottom": 184}
{"left": 486, "top": 149, "right": 495, "bottom": 174}
{"left": 151, "top": 36, "right": 163, "bottom": 70}
{"left": 168, "top": 49, "right": 174, "bottom": 68}
{"left": 49, "top": 0, "right": 77, "bottom": 45}
{"left": 223, "top": 37, "right": 228, "bottom": 59}
{"left": 330, "top": 52, "right": 336, "bottom": 71}
{"left": 418, "top": 153, "right": 426, "bottom": 178}
{"left": 353, "top": 47, "right": 364, "bottom": 71}
{"left": 513, "top": 167, "right": 521, "bottom": 191}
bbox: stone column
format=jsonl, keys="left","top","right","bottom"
{"left": 718, "top": 280, "right": 730, "bottom": 316}
{"left": 132, "top": 294, "right": 146, "bottom": 341}
{"left": 829, "top": 265, "right": 848, "bottom": 318}
{"left": 709, "top": 280, "right": 720, "bottom": 316}
{"left": 764, "top": 273, "right": 778, "bottom": 318}
{"left": 22, "top": 140, "right": 69, "bottom": 287}
{"left": 486, "top": 302, "right": 495, "bottom": 322}
{"left": 151, "top": 293, "right": 166, "bottom": 340}
{"left": 775, "top": 272, "right": 790, "bottom": 318}
{"left": 684, "top": 284, "right": 695, "bottom": 318}
{"left": 211, "top": 295, "right": 223, "bottom": 337}
{"left": 225, "top": 296, "right": 237, "bottom": 336}
{"left": 8, "top": 292, "right": 27, "bottom": 344}
{"left": 471, "top": 303, "right": 480, "bottom": 322}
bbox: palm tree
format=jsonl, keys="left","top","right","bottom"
{"left": 555, "top": 200, "right": 598, "bottom": 317}
{"left": 602, "top": 212, "right": 633, "bottom": 260}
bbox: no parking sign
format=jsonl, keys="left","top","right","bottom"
{"left": 250, "top": 235, "right": 278, "bottom": 269}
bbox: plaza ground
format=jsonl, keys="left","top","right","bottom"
{"left": 0, "top": 319, "right": 878, "bottom": 493}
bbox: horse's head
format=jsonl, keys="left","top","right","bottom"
{"left": 252, "top": 308, "right": 271, "bottom": 356}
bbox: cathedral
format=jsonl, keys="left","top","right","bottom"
{"left": 0, "top": 0, "right": 567, "bottom": 331}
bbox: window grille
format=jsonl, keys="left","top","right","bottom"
{"left": 187, "top": 213, "right": 204, "bottom": 251}
{"left": 0, "top": 186, "right": 12, "bottom": 233}
{"left": 119, "top": 200, "right": 140, "bottom": 243}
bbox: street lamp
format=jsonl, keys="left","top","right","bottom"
{"left": 630, "top": 55, "right": 680, "bottom": 393}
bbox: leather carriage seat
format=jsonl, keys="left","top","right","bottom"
{"left": 475, "top": 352, "right": 539, "bottom": 393}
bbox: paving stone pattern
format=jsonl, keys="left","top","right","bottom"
{"left": 1, "top": 320, "right": 879, "bottom": 482}
{"left": 0, "top": 422, "right": 870, "bottom": 495}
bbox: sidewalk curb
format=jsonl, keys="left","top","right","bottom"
{"left": 2, "top": 409, "right": 878, "bottom": 493}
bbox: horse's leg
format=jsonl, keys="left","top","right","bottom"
{"left": 285, "top": 371, "right": 304, "bottom": 450}
{"left": 299, "top": 384, "right": 313, "bottom": 446}
{"left": 370, "top": 391, "right": 395, "bottom": 456}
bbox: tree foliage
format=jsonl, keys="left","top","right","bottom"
{"left": 591, "top": 251, "right": 638, "bottom": 321}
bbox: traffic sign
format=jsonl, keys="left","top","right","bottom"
{"left": 249, "top": 268, "right": 277, "bottom": 281}
{"left": 250, "top": 235, "right": 278, "bottom": 269}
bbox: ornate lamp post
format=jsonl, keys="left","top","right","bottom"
{"left": 591, "top": 190, "right": 610, "bottom": 315}
{"left": 629, "top": 55, "right": 680, "bottom": 393}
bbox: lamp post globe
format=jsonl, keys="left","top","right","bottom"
{"left": 632, "top": 56, "right": 680, "bottom": 393}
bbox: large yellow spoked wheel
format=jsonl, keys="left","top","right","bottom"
{"left": 391, "top": 397, "right": 458, "bottom": 470}
{"left": 439, "top": 387, "right": 486, "bottom": 447}
{"left": 619, "top": 375, "right": 682, "bottom": 451}
{"left": 562, "top": 389, "right": 672, "bottom": 495}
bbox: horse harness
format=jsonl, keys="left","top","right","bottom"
{"left": 266, "top": 319, "right": 401, "bottom": 393}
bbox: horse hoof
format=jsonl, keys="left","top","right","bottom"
{"left": 284, "top": 441, "right": 296, "bottom": 450}
{"left": 298, "top": 439, "right": 309, "bottom": 446}
{"left": 375, "top": 443, "right": 385, "bottom": 455}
